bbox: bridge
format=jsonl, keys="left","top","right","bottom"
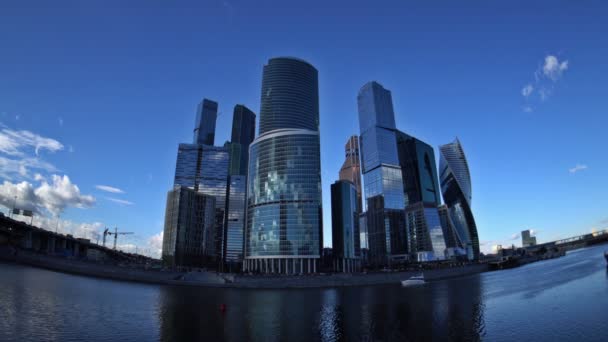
{"left": 0, "top": 214, "right": 154, "bottom": 264}
{"left": 525, "top": 229, "right": 608, "bottom": 253}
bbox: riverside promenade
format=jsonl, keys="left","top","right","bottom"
{"left": 0, "top": 247, "right": 488, "bottom": 288}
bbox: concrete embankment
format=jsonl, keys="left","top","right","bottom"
{"left": 0, "top": 248, "right": 489, "bottom": 289}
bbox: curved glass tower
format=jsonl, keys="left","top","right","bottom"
{"left": 244, "top": 57, "right": 323, "bottom": 274}
{"left": 439, "top": 138, "right": 479, "bottom": 260}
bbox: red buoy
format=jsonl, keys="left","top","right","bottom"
{"left": 220, "top": 304, "right": 226, "bottom": 312}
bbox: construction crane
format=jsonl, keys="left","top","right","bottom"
{"left": 102, "top": 227, "right": 134, "bottom": 250}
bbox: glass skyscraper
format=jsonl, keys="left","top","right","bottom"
{"left": 162, "top": 186, "right": 216, "bottom": 268}
{"left": 244, "top": 57, "right": 323, "bottom": 274}
{"left": 223, "top": 105, "right": 256, "bottom": 269}
{"left": 173, "top": 143, "right": 229, "bottom": 262}
{"left": 330, "top": 180, "right": 361, "bottom": 272}
{"left": 396, "top": 131, "right": 447, "bottom": 260}
{"left": 439, "top": 138, "right": 480, "bottom": 260}
{"left": 357, "top": 81, "right": 406, "bottom": 266}
{"left": 339, "top": 136, "right": 363, "bottom": 212}
{"left": 193, "top": 99, "right": 218, "bottom": 146}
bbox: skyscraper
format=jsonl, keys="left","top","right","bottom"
{"left": 228, "top": 105, "right": 256, "bottom": 176}
{"left": 162, "top": 186, "right": 216, "bottom": 268}
{"left": 339, "top": 136, "right": 363, "bottom": 212}
{"left": 439, "top": 138, "right": 480, "bottom": 260}
{"left": 165, "top": 98, "right": 230, "bottom": 267}
{"left": 193, "top": 99, "right": 218, "bottom": 146}
{"left": 396, "top": 131, "right": 446, "bottom": 260}
{"left": 331, "top": 180, "right": 361, "bottom": 272}
{"left": 223, "top": 105, "right": 256, "bottom": 269}
{"left": 244, "top": 57, "right": 323, "bottom": 274}
{"left": 357, "top": 81, "right": 406, "bottom": 266}
{"left": 172, "top": 143, "right": 230, "bottom": 262}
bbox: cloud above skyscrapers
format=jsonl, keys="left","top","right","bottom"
{"left": 520, "top": 54, "right": 569, "bottom": 112}
{"left": 568, "top": 163, "right": 588, "bottom": 174}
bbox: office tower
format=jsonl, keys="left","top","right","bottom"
{"left": 396, "top": 132, "right": 441, "bottom": 207}
{"left": 339, "top": 136, "right": 363, "bottom": 212}
{"left": 161, "top": 186, "right": 216, "bottom": 268}
{"left": 193, "top": 99, "right": 218, "bottom": 146}
{"left": 229, "top": 105, "right": 256, "bottom": 175}
{"left": 223, "top": 105, "right": 256, "bottom": 269}
{"left": 439, "top": 138, "right": 480, "bottom": 260}
{"left": 396, "top": 132, "right": 446, "bottom": 260}
{"left": 331, "top": 180, "right": 361, "bottom": 272}
{"left": 404, "top": 202, "right": 447, "bottom": 261}
{"left": 357, "top": 81, "right": 406, "bottom": 266}
{"left": 244, "top": 57, "right": 323, "bottom": 274}
{"left": 521, "top": 230, "right": 537, "bottom": 247}
{"left": 173, "top": 143, "right": 230, "bottom": 262}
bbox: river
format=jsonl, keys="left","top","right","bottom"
{"left": 1, "top": 244, "right": 607, "bottom": 341}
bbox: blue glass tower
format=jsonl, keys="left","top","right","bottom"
{"left": 439, "top": 138, "right": 480, "bottom": 260}
{"left": 330, "top": 180, "right": 361, "bottom": 272}
{"left": 193, "top": 99, "right": 218, "bottom": 146}
{"left": 357, "top": 81, "right": 406, "bottom": 266}
{"left": 244, "top": 57, "right": 323, "bottom": 274}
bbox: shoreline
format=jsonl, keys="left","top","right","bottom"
{"left": 0, "top": 250, "right": 490, "bottom": 289}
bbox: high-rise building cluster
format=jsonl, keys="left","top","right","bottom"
{"left": 161, "top": 57, "right": 479, "bottom": 273}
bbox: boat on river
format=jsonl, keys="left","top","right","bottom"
{"left": 401, "top": 274, "right": 425, "bottom": 287}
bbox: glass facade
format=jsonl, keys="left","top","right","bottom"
{"left": 338, "top": 136, "right": 363, "bottom": 212}
{"left": 162, "top": 186, "right": 216, "bottom": 268}
{"left": 224, "top": 176, "right": 246, "bottom": 263}
{"left": 439, "top": 138, "right": 480, "bottom": 260}
{"left": 396, "top": 131, "right": 441, "bottom": 206}
{"left": 405, "top": 202, "right": 446, "bottom": 260}
{"left": 357, "top": 81, "right": 406, "bottom": 266}
{"left": 229, "top": 105, "right": 256, "bottom": 176}
{"left": 246, "top": 131, "right": 322, "bottom": 258}
{"left": 259, "top": 57, "right": 319, "bottom": 135}
{"left": 173, "top": 143, "right": 229, "bottom": 262}
{"left": 244, "top": 57, "right": 322, "bottom": 273}
{"left": 330, "top": 181, "right": 361, "bottom": 259}
{"left": 193, "top": 98, "right": 218, "bottom": 146}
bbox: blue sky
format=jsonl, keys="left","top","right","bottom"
{"left": 1, "top": 0, "right": 607, "bottom": 256}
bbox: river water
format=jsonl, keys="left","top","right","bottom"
{"left": 1, "top": 244, "right": 607, "bottom": 341}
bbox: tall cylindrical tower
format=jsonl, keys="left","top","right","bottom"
{"left": 244, "top": 57, "right": 323, "bottom": 274}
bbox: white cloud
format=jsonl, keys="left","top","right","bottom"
{"left": 147, "top": 231, "right": 163, "bottom": 258}
{"left": 0, "top": 126, "right": 63, "bottom": 156}
{"left": 569, "top": 164, "right": 588, "bottom": 174}
{"left": 0, "top": 175, "right": 95, "bottom": 216}
{"left": 521, "top": 84, "right": 534, "bottom": 97}
{"left": 58, "top": 117, "right": 64, "bottom": 127}
{"left": 0, "top": 155, "right": 58, "bottom": 180}
{"left": 510, "top": 233, "right": 519, "bottom": 240}
{"left": 105, "top": 197, "right": 134, "bottom": 206}
{"left": 95, "top": 185, "right": 125, "bottom": 194}
{"left": 521, "top": 54, "right": 569, "bottom": 111}
{"left": 543, "top": 55, "right": 569, "bottom": 81}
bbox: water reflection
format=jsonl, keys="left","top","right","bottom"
{"left": 157, "top": 276, "right": 484, "bottom": 341}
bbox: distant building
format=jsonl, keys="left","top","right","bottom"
{"left": 193, "top": 99, "right": 218, "bottom": 146}
{"left": 331, "top": 180, "right": 361, "bottom": 272}
{"left": 357, "top": 81, "right": 406, "bottom": 267}
{"left": 439, "top": 138, "right": 480, "bottom": 260}
{"left": 522, "top": 230, "right": 537, "bottom": 247}
{"left": 162, "top": 186, "right": 216, "bottom": 268}
{"left": 339, "top": 136, "right": 363, "bottom": 212}
{"left": 244, "top": 57, "right": 323, "bottom": 274}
